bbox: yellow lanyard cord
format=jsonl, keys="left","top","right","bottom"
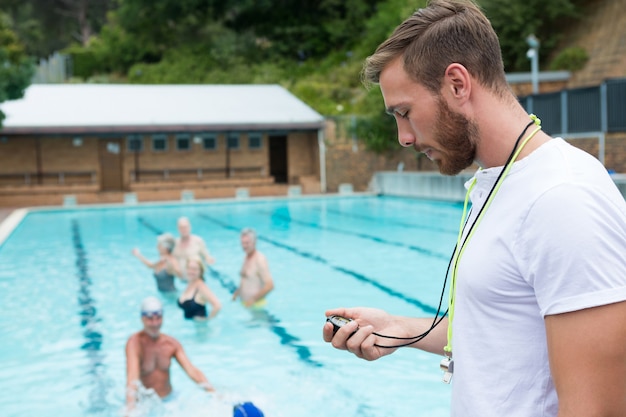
{"left": 444, "top": 116, "right": 542, "bottom": 355}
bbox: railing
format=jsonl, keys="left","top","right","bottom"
{"left": 370, "top": 171, "right": 626, "bottom": 201}
{"left": 519, "top": 78, "right": 626, "bottom": 135}
{"left": 0, "top": 171, "right": 96, "bottom": 186}
{"left": 129, "top": 167, "right": 266, "bottom": 182}
{"left": 31, "top": 52, "right": 70, "bottom": 84}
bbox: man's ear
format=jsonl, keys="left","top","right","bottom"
{"left": 442, "top": 63, "right": 471, "bottom": 105}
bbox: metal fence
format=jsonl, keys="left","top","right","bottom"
{"left": 31, "top": 52, "right": 71, "bottom": 84}
{"left": 519, "top": 78, "right": 626, "bottom": 135}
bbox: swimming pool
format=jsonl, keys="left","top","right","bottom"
{"left": 0, "top": 195, "right": 462, "bottom": 417}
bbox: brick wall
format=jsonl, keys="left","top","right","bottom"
{"left": 509, "top": 80, "right": 570, "bottom": 97}
{"left": 565, "top": 133, "right": 626, "bottom": 172}
{"left": 0, "top": 136, "right": 38, "bottom": 173}
{"left": 121, "top": 133, "right": 271, "bottom": 185}
{"left": 323, "top": 122, "right": 626, "bottom": 193}
{"left": 287, "top": 132, "right": 319, "bottom": 183}
{"left": 323, "top": 119, "right": 438, "bottom": 192}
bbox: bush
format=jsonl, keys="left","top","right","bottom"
{"left": 549, "top": 46, "right": 589, "bottom": 71}
{"left": 64, "top": 45, "right": 102, "bottom": 79}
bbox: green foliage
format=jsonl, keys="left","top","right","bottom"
{"left": 346, "top": 0, "right": 426, "bottom": 152}
{"left": 64, "top": 44, "right": 102, "bottom": 79}
{"left": 85, "top": 14, "right": 163, "bottom": 75}
{"left": 0, "top": 0, "right": 113, "bottom": 58}
{"left": 114, "top": 0, "right": 219, "bottom": 56}
{"left": 351, "top": 86, "right": 398, "bottom": 153}
{"left": 223, "top": 0, "right": 381, "bottom": 61}
{"left": 480, "top": 0, "right": 583, "bottom": 72}
{"left": 1, "top": 0, "right": 592, "bottom": 152}
{"left": 353, "top": 0, "right": 426, "bottom": 59}
{"left": 0, "top": 12, "right": 34, "bottom": 127}
{"left": 549, "top": 46, "right": 588, "bottom": 71}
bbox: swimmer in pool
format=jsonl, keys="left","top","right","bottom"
{"left": 132, "top": 233, "right": 183, "bottom": 292}
{"left": 172, "top": 217, "right": 215, "bottom": 272}
{"left": 232, "top": 228, "right": 274, "bottom": 309}
{"left": 177, "top": 257, "right": 222, "bottom": 320}
{"left": 125, "top": 296, "right": 215, "bottom": 409}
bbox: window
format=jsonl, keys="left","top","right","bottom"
{"left": 176, "top": 134, "right": 191, "bottom": 151}
{"left": 127, "top": 135, "right": 143, "bottom": 152}
{"left": 201, "top": 134, "right": 217, "bottom": 150}
{"left": 248, "top": 133, "right": 262, "bottom": 149}
{"left": 227, "top": 133, "right": 240, "bottom": 150}
{"left": 152, "top": 135, "right": 168, "bottom": 152}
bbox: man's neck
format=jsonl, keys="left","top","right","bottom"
{"left": 143, "top": 329, "right": 161, "bottom": 340}
{"left": 474, "top": 103, "right": 538, "bottom": 169}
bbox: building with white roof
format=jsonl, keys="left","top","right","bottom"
{"left": 0, "top": 84, "right": 327, "bottom": 205}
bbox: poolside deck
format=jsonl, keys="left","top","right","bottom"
{"left": 0, "top": 208, "right": 14, "bottom": 224}
{"left": 0, "top": 177, "right": 316, "bottom": 208}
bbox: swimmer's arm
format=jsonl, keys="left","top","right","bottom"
{"left": 167, "top": 255, "right": 184, "bottom": 278}
{"left": 197, "top": 237, "right": 215, "bottom": 265}
{"left": 199, "top": 283, "right": 222, "bottom": 319}
{"left": 125, "top": 335, "right": 141, "bottom": 407}
{"left": 173, "top": 341, "right": 215, "bottom": 392}
{"left": 231, "top": 286, "right": 240, "bottom": 301}
{"left": 132, "top": 248, "right": 156, "bottom": 269}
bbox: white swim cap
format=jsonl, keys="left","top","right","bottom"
{"left": 141, "top": 296, "right": 163, "bottom": 314}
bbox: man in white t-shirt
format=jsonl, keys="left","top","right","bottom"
{"left": 323, "top": 1, "right": 626, "bottom": 416}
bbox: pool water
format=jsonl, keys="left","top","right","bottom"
{"left": 0, "top": 195, "right": 462, "bottom": 417}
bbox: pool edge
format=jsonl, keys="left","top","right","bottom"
{"left": 0, "top": 208, "right": 28, "bottom": 246}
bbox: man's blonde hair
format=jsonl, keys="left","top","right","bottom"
{"left": 363, "top": 0, "right": 509, "bottom": 96}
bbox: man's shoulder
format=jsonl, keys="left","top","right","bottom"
{"left": 159, "top": 333, "right": 181, "bottom": 346}
{"left": 127, "top": 331, "right": 143, "bottom": 342}
{"left": 126, "top": 331, "right": 144, "bottom": 350}
{"left": 254, "top": 250, "right": 268, "bottom": 264}
{"left": 191, "top": 234, "right": 207, "bottom": 245}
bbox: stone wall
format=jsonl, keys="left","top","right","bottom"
{"left": 323, "top": 118, "right": 439, "bottom": 192}
{"left": 562, "top": 132, "right": 626, "bottom": 173}
{"left": 323, "top": 120, "right": 626, "bottom": 194}
{"left": 560, "top": 0, "right": 626, "bottom": 88}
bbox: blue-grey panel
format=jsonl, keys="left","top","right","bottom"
{"left": 606, "top": 79, "right": 626, "bottom": 132}
{"left": 567, "top": 87, "right": 601, "bottom": 133}
{"left": 532, "top": 92, "right": 561, "bottom": 135}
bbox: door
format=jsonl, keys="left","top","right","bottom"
{"left": 269, "top": 135, "right": 288, "bottom": 183}
{"left": 98, "top": 139, "right": 124, "bottom": 191}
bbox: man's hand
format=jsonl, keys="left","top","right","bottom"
{"left": 323, "top": 307, "right": 399, "bottom": 361}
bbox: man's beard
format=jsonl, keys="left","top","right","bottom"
{"left": 431, "top": 99, "right": 479, "bottom": 175}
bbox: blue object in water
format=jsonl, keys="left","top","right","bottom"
{"left": 233, "top": 402, "right": 264, "bottom": 417}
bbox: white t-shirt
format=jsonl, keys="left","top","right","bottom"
{"left": 450, "top": 138, "right": 626, "bottom": 416}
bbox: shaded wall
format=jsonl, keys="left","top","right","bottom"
{"left": 0, "top": 130, "right": 323, "bottom": 189}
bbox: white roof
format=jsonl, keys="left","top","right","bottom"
{"left": 0, "top": 84, "right": 325, "bottom": 134}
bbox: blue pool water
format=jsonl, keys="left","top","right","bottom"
{"left": 0, "top": 195, "right": 462, "bottom": 417}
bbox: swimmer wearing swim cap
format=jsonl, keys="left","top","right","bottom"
{"left": 125, "top": 296, "right": 215, "bottom": 410}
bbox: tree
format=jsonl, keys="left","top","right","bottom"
{"left": 55, "top": 0, "right": 113, "bottom": 46}
{"left": 0, "top": 13, "right": 34, "bottom": 127}
{"left": 480, "top": 0, "right": 582, "bottom": 72}
{"left": 0, "top": 0, "right": 113, "bottom": 58}
{"left": 223, "top": 0, "right": 381, "bottom": 61}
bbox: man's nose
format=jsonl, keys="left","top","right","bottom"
{"left": 397, "top": 126, "right": 416, "bottom": 148}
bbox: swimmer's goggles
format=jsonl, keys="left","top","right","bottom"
{"left": 141, "top": 310, "right": 163, "bottom": 318}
